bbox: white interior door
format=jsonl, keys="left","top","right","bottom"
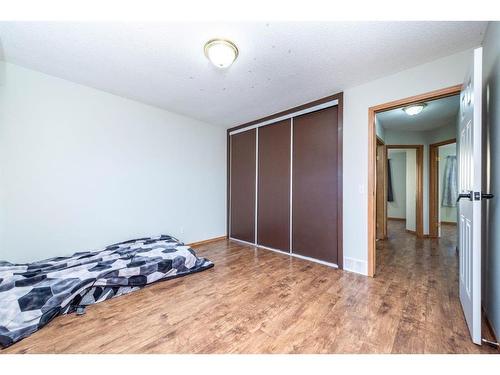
{"left": 457, "top": 47, "right": 483, "bottom": 345}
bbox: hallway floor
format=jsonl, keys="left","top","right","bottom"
{"left": 377, "top": 219, "right": 497, "bottom": 353}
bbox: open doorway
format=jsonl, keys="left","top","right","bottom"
{"left": 384, "top": 145, "right": 424, "bottom": 238}
{"left": 368, "top": 85, "right": 462, "bottom": 276}
{"left": 429, "top": 139, "right": 457, "bottom": 238}
{"left": 375, "top": 94, "right": 459, "bottom": 259}
{"left": 375, "top": 137, "right": 387, "bottom": 240}
{"left": 376, "top": 142, "right": 424, "bottom": 240}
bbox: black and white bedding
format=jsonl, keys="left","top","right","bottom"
{"left": 0, "top": 235, "right": 213, "bottom": 348}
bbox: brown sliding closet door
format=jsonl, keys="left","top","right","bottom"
{"left": 230, "top": 129, "right": 256, "bottom": 243}
{"left": 257, "top": 120, "right": 291, "bottom": 251}
{"left": 292, "top": 107, "right": 339, "bottom": 264}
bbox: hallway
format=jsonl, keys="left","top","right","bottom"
{"left": 377, "top": 220, "right": 458, "bottom": 276}
{"left": 376, "top": 220, "right": 497, "bottom": 353}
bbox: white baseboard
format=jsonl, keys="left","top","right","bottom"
{"left": 343, "top": 257, "right": 368, "bottom": 275}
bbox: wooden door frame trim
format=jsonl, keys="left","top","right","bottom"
{"left": 386, "top": 144, "right": 424, "bottom": 239}
{"left": 227, "top": 92, "right": 343, "bottom": 269}
{"left": 367, "top": 84, "right": 462, "bottom": 277}
{"left": 429, "top": 138, "right": 457, "bottom": 238}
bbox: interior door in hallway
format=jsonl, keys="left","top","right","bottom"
{"left": 458, "top": 47, "right": 483, "bottom": 345}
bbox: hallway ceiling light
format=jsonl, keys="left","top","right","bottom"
{"left": 402, "top": 103, "right": 426, "bottom": 116}
{"left": 204, "top": 39, "right": 239, "bottom": 68}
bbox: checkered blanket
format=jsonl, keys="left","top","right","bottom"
{"left": 0, "top": 235, "right": 213, "bottom": 348}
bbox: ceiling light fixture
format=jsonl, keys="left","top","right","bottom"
{"left": 204, "top": 39, "right": 239, "bottom": 68}
{"left": 402, "top": 103, "right": 426, "bottom": 116}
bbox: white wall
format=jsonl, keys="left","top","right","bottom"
{"left": 387, "top": 150, "right": 406, "bottom": 219}
{"left": 0, "top": 45, "right": 476, "bottom": 277}
{"left": 438, "top": 143, "right": 457, "bottom": 223}
{"left": 343, "top": 49, "right": 471, "bottom": 275}
{"left": 0, "top": 62, "right": 226, "bottom": 263}
{"left": 482, "top": 21, "right": 500, "bottom": 341}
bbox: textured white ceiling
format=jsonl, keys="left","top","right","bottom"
{"left": 0, "top": 22, "right": 487, "bottom": 128}
{"left": 377, "top": 94, "right": 460, "bottom": 132}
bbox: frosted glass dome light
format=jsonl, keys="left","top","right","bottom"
{"left": 204, "top": 39, "right": 239, "bottom": 68}
{"left": 403, "top": 103, "right": 426, "bottom": 116}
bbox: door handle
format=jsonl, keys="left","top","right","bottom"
{"left": 457, "top": 191, "right": 494, "bottom": 202}
{"left": 457, "top": 191, "right": 473, "bottom": 202}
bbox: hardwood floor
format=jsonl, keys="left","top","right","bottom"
{"left": 2, "top": 221, "right": 497, "bottom": 354}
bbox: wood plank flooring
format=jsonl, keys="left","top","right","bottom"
{"left": 2, "top": 221, "right": 497, "bottom": 353}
